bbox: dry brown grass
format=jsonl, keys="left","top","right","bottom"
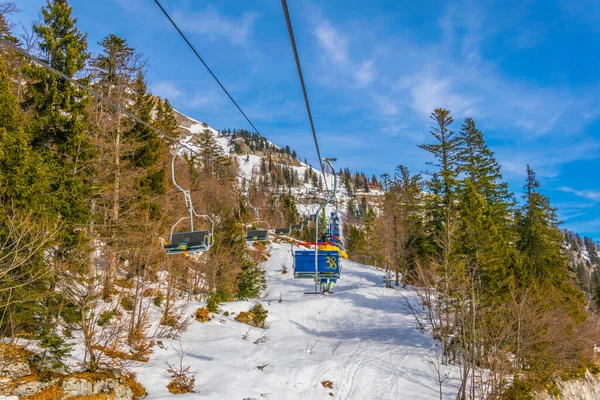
{"left": 194, "top": 307, "right": 211, "bottom": 323}
{"left": 67, "top": 372, "right": 112, "bottom": 382}
{"left": 167, "top": 377, "right": 195, "bottom": 395}
{"left": 113, "top": 278, "right": 134, "bottom": 290}
{"left": 142, "top": 288, "right": 158, "bottom": 297}
{"left": 234, "top": 311, "right": 256, "bottom": 326}
{"left": 120, "top": 373, "right": 147, "bottom": 399}
{"left": 18, "top": 384, "right": 63, "bottom": 400}
{"left": 321, "top": 380, "right": 334, "bottom": 389}
{"left": 68, "top": 393, "right": 115, "bottom": 400}
{"left": 3, "top": 374, "right": 41, "bottom": 393}
{"left": 160, "top": 312, "right": 180, "bottom": 327}
{"left": 0, "top": 343, "right": 31, "bottom": 360}
{"left": 90, "top": 345, "right": 150, "bottom": 363}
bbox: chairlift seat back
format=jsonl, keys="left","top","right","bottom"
{"left": 246, "top": 229, "right": 268, "bottom": 241}
{"left": 275, "top": 227, "right": 291, "bottom": 235}
{"left": 293, "top": 250, "right": 341, "bottom": 279}
{"left": 164, "top": 230, "right": 210, "bottom": 254}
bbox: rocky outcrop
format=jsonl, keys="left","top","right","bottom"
{"left": 11, "top": 378, "right": 58, "bottom": 397}
{"left": 535, "top": 370, "right": 600, "bottom": 400}
{"left": 61, "top": 377, "right": 94, "bottom": 397}
{"left": 0, "top": 361, "right": 31, "bottom": 379}
{"left": 0, "top": 370, "right": 145, "bottom": 399}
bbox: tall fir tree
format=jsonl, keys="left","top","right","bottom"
{"left": 419, "top": 109, "right": 459, "bottom": 209}
{"left": 515, "top": 165, "right": 566, "bottom": 283}
{"left": 22, "top": 0, "right": 92, "bottom": 233}
{"left": 455, "top": 118, "right": 514, "bottom": 300}
{"left": 457, "top": 118, "right": 513, "bottom": 210}
{"left": 20, "top": 0, "right": 93, "bottom": 368}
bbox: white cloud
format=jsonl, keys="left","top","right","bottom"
{"left": 172, "top": 5, "right": 259, "bottom": 46}
{"left": 369, "top": 92, "right": 399, "bottom": 116}
{"left": 497, "top": 139, "right": 600, "bottom": 179}
{"left": 409, "top": 76, "right": 478, "bottom": 119}
{"left": 355, "top": 60, "right": 374, "bottom": 86}
{"left": 559, "top": 187, "right": 600, "bottom": 202}
{"left": 314, "top": 21, "right": 348, "bottom": 63}
{"left": 151, "top": 81, "right": 182, "bottom": 100}
{"left": 305, "top": 3, "right": 600, "bottom": 181}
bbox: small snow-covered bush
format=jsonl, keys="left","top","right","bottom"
{"left": 153, "top": 292, "right": 164, "bottom": 307}
{"left": 194, "top": 307, "right": 211, "bottom": 323}
{"left": 321, "top": 380, "right": 334, "bottom": 389}
{"left": 206, "top": 294, "right": 221, "bottom": 313}
{"left": 168, "top": 376, "right": 195, "bottom": 395}
{"left": 250, "top": 303, "right": 268, "bottom": 327}
{"left": 234, "top": 311, "right": 254, "bottom": 326}
{"left": 142, "top": 288, "right": 157, "bottom": 297}
{"left": 114, "top": 278, "right": 134, "bottom": 289}
{"left": 120, "top": 295, "right": 135, "bottom": 311}
{"left": 166, "top": 342, "right": 195, "bottom": 395}
{"left": 235, "top": 303, "right": 268, "bottom": 328}
{"left": 96, "top": 311, "right": 114, "bottom": 327}
{"left": 161, "top": 312, "right": 180, "bottom": 327}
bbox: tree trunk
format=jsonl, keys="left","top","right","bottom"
{"left": 105, "top": 114, "right": 122, "bottom": 299}
{"left": 393, "top": 214, "right": 399, "bottom": 286}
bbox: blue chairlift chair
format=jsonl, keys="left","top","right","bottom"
{"left": 162, "top": 148, "right": 214, "bottom": 255}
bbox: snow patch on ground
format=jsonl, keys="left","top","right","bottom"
{"left": 132, "top": 242, "right": 462, "bottom": 399}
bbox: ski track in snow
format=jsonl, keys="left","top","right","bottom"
{"left": 131, "top": 242, "right": 462, "bottom": 399}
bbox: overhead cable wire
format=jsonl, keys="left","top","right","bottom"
{"left": 0, "top": 38, "right": 252, "bottom": 186}
{"left": 280, "top": 0, "right": 328, "bottom": 190}
{"left": 1, "top": 39, "right": 325, "bottom": 207}
{"left": 152, "top": 0, "right": 262, "bottom": 136}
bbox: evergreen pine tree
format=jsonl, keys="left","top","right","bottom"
{"left": 23, "top": 0, "right": 92, "bottom": 229}
{"left": 419, "top": 109, "right": 459, "bottom": 209}
{"left": 455, "top": 118, "right": 514, "bottom": 300}
{"left": 515, "top": 165, "right": 565, "bottom": 283}
{"left": 21, "top": 0, "right": 93, "bottom": 367}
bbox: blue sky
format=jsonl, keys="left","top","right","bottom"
{"left": 9, "top": 0, "right": 600, "bottom": 239}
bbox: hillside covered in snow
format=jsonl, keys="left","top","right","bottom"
{"left": 131, "top": 241, "right": 462, "bottom": 399}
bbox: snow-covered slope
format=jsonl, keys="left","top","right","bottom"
{"left": 173, "top": 112, "right": 383, "bottom": 223}
{"left": 132, "top": 242, "right": 461, "bottom": 399}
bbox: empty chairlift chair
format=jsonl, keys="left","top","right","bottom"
{"left": 162, "top": 148, "right": 214, "bottom": 255}
{"left": 164, "top": 220, "right": 213, "bottom": 255}
{"left": 245, "top": 188, "right": 270, "bottom": 242}
{"left": 274, "top": 207, "right": 291, "bottom": 236}
{"left": 275, "top": 227, "right": 291, "bottom": 235}
{"left": 246, "top": 227, "right": 269, "bottom": 242}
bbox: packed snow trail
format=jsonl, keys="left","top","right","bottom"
{"left": 133, "top": 242, "right": 461, "bottom": 399}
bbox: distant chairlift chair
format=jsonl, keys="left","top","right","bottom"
{"left": 162, "top": 148, "right": 214, "bottom": 255}
{"left": 274, "top": 205, "right": 291, "bottom": 236}
{"left": 245, "top": 193, "right": 269, "bottom": 242}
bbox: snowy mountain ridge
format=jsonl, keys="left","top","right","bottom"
{"left": 172, "top": 110, "right": 384, "bottom": 222}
